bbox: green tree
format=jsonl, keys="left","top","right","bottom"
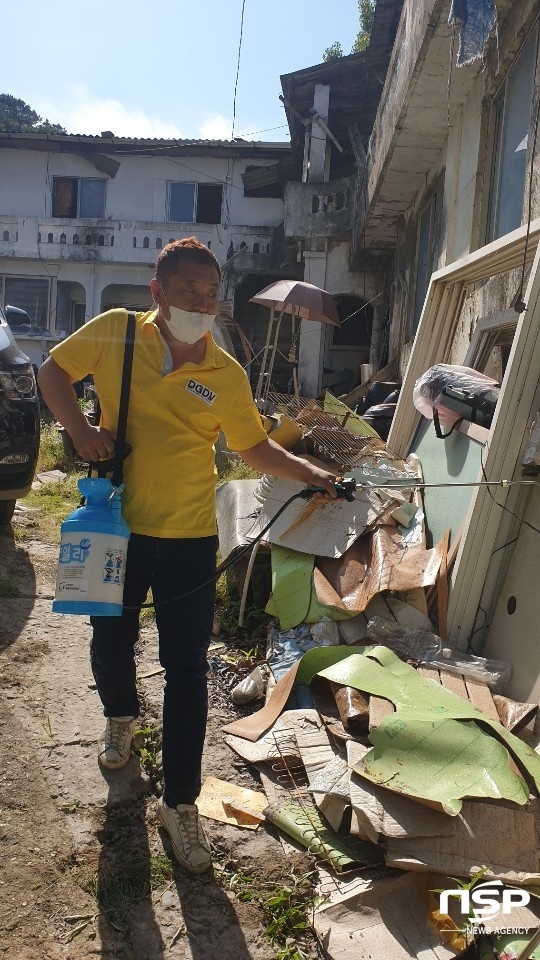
{"left": 323, "top": 41, "right": 344, "bottom": 62}
{"left": 0, "top": 94, "right": 66, "bottom": 134}
{"left": 351, "top": 0, "right": 376, "bottom": 53}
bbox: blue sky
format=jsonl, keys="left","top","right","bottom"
{"left": 5, "top": 1, "right": 359, "bottom": 140}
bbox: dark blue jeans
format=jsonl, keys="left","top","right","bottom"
{"left": 90, "top": 533, "right": 217, "bottom": 806}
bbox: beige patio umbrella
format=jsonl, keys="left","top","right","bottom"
{"left": 249, "top": 280, "right": 340, "bottom": 405}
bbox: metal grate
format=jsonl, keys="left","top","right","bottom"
{"left": 266, "top": 392, "right": 405, "bottom": 474}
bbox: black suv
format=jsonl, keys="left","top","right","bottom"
{"left": 0, "top": 307, "right": 40, "bottom": 523}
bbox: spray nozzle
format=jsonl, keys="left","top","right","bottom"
{"left": 305, "top": 476, "right": 357, "bottom": 501}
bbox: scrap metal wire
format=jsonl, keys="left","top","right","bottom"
{"left": 267, "top": 723, "right": 373, "bottom": 876}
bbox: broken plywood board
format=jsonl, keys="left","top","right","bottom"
{"left": 493, "top": 693, "right": 539, "bottom": 732}
{"left": 314, "top": 869, "right": 457, "bottom": 960}
{"left": 225, "top": 709, "right": 316, "bottom": 766}
{"left": 386, "top": 799, "right": 540, "bottom": 883}
{"left": 347, "top": 741, "right": 455, "bottom": 843}
{"left": 197, "top": 776, "right": 267, "bottom": 829}
{"left": 318, "top": 646, "right": 540, "bottom": 811}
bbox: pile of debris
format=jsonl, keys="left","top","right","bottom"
{"left": 211, "top": 393, "right": 540, "bottom": 960}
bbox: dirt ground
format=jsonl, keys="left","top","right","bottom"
{"left": 0, "top": 517, "right": 317, "bottom": 960}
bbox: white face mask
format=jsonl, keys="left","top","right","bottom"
{"left": 160, "top": 291, "right": 216, "bottom": 344}
{"left": 166, "top": 306, "right": 216, "bottom": 344}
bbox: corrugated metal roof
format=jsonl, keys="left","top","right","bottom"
{"left": 0, "top": 131, "right": 290, "bottom": 153}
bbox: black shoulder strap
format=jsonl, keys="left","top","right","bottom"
{"left": 433, "top": 407, "right": 464, "bottom": 439}
{"left": 111, "top": 311, "right": 136, "bottom": 487}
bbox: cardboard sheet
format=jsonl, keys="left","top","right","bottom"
{"left": 314, "top": 525, "right": 445, "bottom": 613}
{"left": 317, "top": 647, "right": 540, "bottom": 812}
{"left": 215, "top": 479, "right": 262, "bottom": 560}
{"left": 197, "top": 776, "right": 267, "bottom": 829}
{"left": 386, "top": 799, "right": 540, "bottom": 883}
{"left": 255, "top": 475, "right": 393, "bottom": 558}
{"left": 225, "top": 708, "right": 320, "bottom": 765}
{"left": 314, "top": 870, "right": 457, "bottom": 960}
{"left": 346, "top": 741, "right": 454, "bottom": 842}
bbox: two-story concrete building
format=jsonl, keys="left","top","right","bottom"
{"left": 0, "top": 133, "right": 295, "bottom": 366}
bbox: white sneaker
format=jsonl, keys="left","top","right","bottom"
{"left": 157, "top": 798, "right": 212, "bottom": 874}
{"left": 98, "top": 716, "right": 136, "bottom": 770}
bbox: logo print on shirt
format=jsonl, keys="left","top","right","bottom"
{"left": 186, "top": 378, "right": 217, "bottom": 406}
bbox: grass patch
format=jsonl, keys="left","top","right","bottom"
{"left": 219, "top": 866, "right": 318, "bottom": 959}
{"left": 133, "top": 723, "right": 162, "bottom": 792}
{"left": 25, "top": 473, "right": 85, "bottom": 543}
{"left": 217, "top": 454, "right": 260, "bottom": 484}
{"left": 37, "top": 420, "right": 79, "bottom": 474}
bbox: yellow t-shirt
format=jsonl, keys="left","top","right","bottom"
{"left": 50, "top": 308, "right": 267, "bottom": 538}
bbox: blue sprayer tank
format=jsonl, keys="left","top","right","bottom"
{"left": 52, "top": 477, "right": 131, "bottom": 616}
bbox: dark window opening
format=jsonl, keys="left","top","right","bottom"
{"left": 332, "top": 295, "right": 373, "bottom": 347}
{"left": 196, "top": 184, "right": 223, "bottom": 224}
{"left": 52, "top": 178, "right": 78, "bottom": 217}
{"left": 168, "top": 182, "right": 223, "bottom": 224}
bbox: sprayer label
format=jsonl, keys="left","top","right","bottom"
{"left": 59, "top": 539, "right": 91, "bottom": 564}
{"left": 185, "top": 379, "right": 217, "bottom": 406}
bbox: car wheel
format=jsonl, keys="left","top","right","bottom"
{"left": 0, "top": 499, "right": 16, "bottom": 525}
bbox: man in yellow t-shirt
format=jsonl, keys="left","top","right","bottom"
{"left": 39, "top": 237, "right": 336, "bottom": 874}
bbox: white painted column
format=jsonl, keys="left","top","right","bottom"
{"left": 297, "top": 83, "right": 331, "bottom": 395}
{"left": 298, "top": 250, "right": 328, "bottom": 396}
{"left": 308, "top": 84, "right": 330, "bottom": 183}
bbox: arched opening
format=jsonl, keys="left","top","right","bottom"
{"left": 2, "top": 231, "right": 9, "bottom": 241}
{"left": 73, "top": 234, "right": 79, "bottom": 244}
{"left": 143, "top": 237, "right": 150, "bottom": 249}
{"left": 56, "top": 280, "right": 87, "bottom": 335}
{"left": 48, "top": 233, "right": 54, "bottom": 243}
{"left": 156, "top": 238, "right": 162, "bottom": 249}
{"left": 100, "top": 283, "right": 153, "bottom": 314}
